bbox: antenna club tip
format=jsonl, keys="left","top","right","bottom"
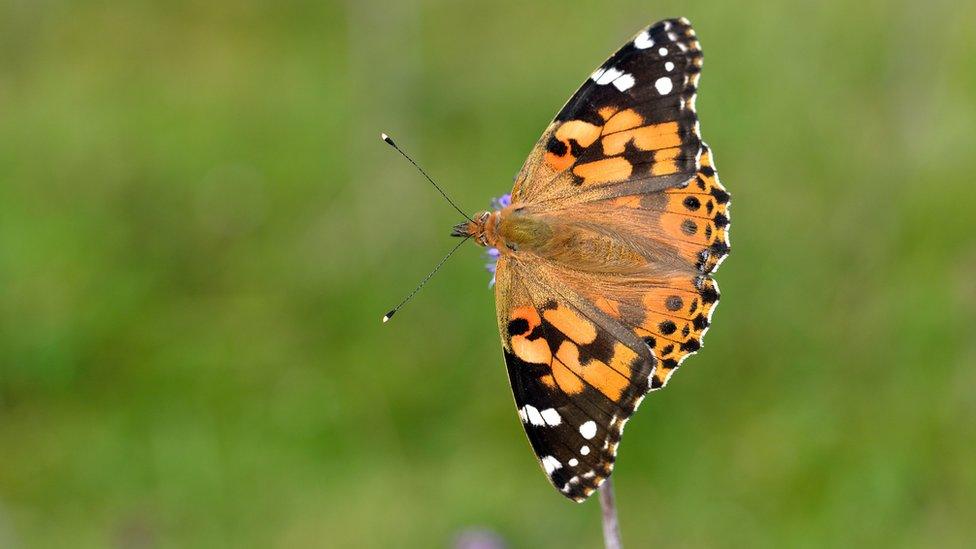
{"left": 380, "top": 133, "right": 394, "bottom": 145}
{"left": 382, "top": 309, "right": 396, "bottom": 323}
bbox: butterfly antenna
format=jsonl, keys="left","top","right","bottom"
{"left": 382, "top": 235, "right": 471, "bottom": 323}
{"left": 381, "top": 132, "right": 473, "bottom": 222}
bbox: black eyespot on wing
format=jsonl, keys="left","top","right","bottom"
{"left": 710, "top": 241, "right": 729, "bottom": 257}
{"left": 710, "top": 187, "right": 730, "bottom": 204}
{"left": 658, "top": 320, "right": 677, "bottom": 335}
{"left": 680, "top": 339, "right": 701, "bottom": 353}
{"left": 700, "top": 285, "right": 719, "bottom": 304}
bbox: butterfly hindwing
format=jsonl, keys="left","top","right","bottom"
{"left": 513, "top": 18, "right": 704, "bottom": 204}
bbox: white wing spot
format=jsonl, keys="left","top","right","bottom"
{"left": 580, "top": 445, "right": 590, "bottom": 455}
{"left": 658, "top": 46, "right": 669, "bottom": 57}
{"left": 634, "top": 31, "right": 654, "bottom": 49}
{"left": 580, "top": 421, "right": 597, "bottom": 439}
{"left": 541, "top": 455, "right": 562, "bottom": 475}
{"left": 539, "top": 407, "right": 562, "bottom": 426}
{"left": 595, "top": 67, "right": 624, "bottom": 85}
{"left": 654, "top": 77, "right": 673, "bottom": 95}
{"left": 521, "top": 405, "right": 545, "bottom": 426}
{"left": 612, "top": 73, "right": 635, "bottom": 92}
{"left": 568, "top": 458, "right": 579, "bottom": 467}
{"left": 592, "top": 66, "right": 635, "bottom": 92}
{"left": 665, "top": 61, "right": 675, "bottom": 72}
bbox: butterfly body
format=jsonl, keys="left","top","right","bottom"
{"left": 458, "top": 18, "right": 730, "bottom": 502}
{"left": 461, "top": 205, "right": 663, "bottom": 277}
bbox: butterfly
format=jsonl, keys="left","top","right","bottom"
{"left": 450, "top": 17, "right": 730, "bottom": 502}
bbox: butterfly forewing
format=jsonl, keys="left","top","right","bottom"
{"left": 512, "top": 18, "right": 704, "bottom": 205}
{"left": 495, "top": 257, "right": 655, "bottom": 501}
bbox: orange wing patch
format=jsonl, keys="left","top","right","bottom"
{"left": 602, "top": 108, "right": 644, "bottom": 134}
{"left": 602, "top": 121, "right": 681, "bottom": 156}
{"left": 598, "top": 106, "right": 621, "bottom": 123}
{"left": 649, "top": 146, "right": 680, "bottom": 175}
{"left": 509, "top": 305, "right": 551, "bottom": 364}
{"left": 543, "top": 304, "right": 597, "bottom": 345}
{"left": 544, "top": 120, "right": 603, "bottom": 171}
{"left": 573, "top": 157, "right": 633, "bottom": 185}
{"left": 553, "top": 342, "right": 628, "bottom": 401}
{"left": 556, "top": 120, "right": 602, "bottom": 148}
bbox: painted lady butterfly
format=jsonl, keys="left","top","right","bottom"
{"left": 450, "top": 17, "right": 730, "bottom": 502}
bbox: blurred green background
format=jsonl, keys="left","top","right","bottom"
{"left": 1, "top": 0, "right": 975, "bottom": 547}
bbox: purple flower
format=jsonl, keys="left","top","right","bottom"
{"left": 490, "top": 193, "right": 511, "bottom": 211}
{"left": 484, "top": 193, "right": 510, "bottom": 287}
{"left": 485, "top": 252, "right": 499, "bottom": 288}
{"left": 485, "top": 247, "right": 499, "bottom": 287}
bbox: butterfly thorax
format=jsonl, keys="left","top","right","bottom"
{"left": 454, "top": 205, "right": 554, "bottom": 248}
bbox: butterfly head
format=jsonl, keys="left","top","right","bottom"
{"left": 451, "top": 193, "right": 513, "bottom": 247}
{"left": 451, "top": 210, "right": 500, "bottom": 248}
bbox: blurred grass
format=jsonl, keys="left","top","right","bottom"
{"left": 1, "top": 0, "right": 975, "bottom": 547}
